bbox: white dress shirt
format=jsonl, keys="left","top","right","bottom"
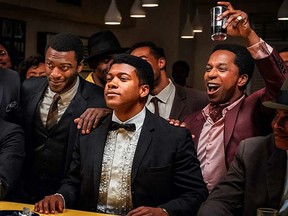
{"left": 146, "top": 79, "right": 175, "bottom": 119}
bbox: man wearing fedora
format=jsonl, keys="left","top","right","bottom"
{"left": 197, "top": 79, "right": 288, "bottom": 216}
{"left": 85, "top": 30, "right": 127, "bottom": 88}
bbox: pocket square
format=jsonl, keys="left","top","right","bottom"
{"left": 5, "top": 101, "right": 18, "bottom": 113}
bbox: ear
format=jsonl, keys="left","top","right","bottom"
{"left": 238, "top": 74, "right": 248, "bottom": 87}
{"left": 158, "top": 57, "right": 166, "bottom": 70}
{"left": 139, "top": 84, "right": 150, "bottom": 98}
{"left": 77, "top": 60, "right": 84, "bottom": 73}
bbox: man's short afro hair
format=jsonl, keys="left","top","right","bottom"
{"left": 46, "top": 32, "right": 84, "bottom": 64}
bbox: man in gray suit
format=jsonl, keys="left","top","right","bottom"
{"left": 18, "top": 32, "right": 106, "bottom": 204}
{"left": 197, "top": 79, "right": 288, "bottom": 216}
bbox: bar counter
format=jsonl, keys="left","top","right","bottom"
{"left": 0, "top": 201, "right": 115, "bottom": 216}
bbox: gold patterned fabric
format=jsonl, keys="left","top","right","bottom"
{"left": 97, "top": 128, "right": 141, "bottom": 215}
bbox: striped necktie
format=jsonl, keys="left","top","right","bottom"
{"left": 46, "top": 94, "right": 61, "bottom": 130}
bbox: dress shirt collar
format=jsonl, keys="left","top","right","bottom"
{"left": 112, "top": 107, "right": 146, "bottom": 132}
{"left": 202, "top": 94, "right": 245, "bottom": 118}
{"left": 147, "top": 79, "right": 175, "bottom": 104}
{"left": 47, "top": 76, "right": 79, "bottom": 106}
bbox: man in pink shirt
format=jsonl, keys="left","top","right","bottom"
{"left": 185, "top": 1, "right": 288, "bottom": 192}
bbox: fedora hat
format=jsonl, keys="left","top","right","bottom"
{"left": 85, "top": 31, "right": 127, "bottom": 63}
{"left": 263, "top": 79, "right": 288, "bottom": 110}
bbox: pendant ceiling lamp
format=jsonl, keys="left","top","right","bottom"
{"left": 192, "top": 8, "right": 203, "bottom": 33}
{"left": 130, "top": 0, "right": 146, "bottom": 18}
{"left": 278, "top": 0, "right": 288, "bottom": 20}
{"left": 142, "top": 0, "right": 159, "bottom": 8}
{"left": 181, "top": 0, "right": 194, "bottom": 39}
{"left": 181, "top": 14, "right": 194, "bottom": 39}
{"left": 105, "top": 0, "right": 122, "bottom": 25}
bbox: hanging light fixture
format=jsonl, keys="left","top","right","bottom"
{"left": 142, "top": 0, "right": 159, "bottom": 8}
{"left": 181, "top": 14, "right": 194, "bottom": 39}
{"left": 181, "top": 0, "right": 194, "bottom": 39}
{"left": 130, "top": 0, "right": 146, "bottom": 18}
{"left": 192, "top": 8, "right": 203, "bottom": 33}
{"left": 104, "top": 0, "right": 122, "bottom": 25}
{"left": 278, "top": 0, "right": 288, "bottom": 20}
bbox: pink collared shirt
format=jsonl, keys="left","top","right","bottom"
{"left": 198, "top": 96, "right": 245, "bottom": 192}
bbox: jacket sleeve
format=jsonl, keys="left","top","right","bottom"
{"left": 256, "top": 49, "right": 288, "bottom": 102}
{"left": 57, "top": 131, "right": 81, "bottom": 208}
{"left": 0, "top": 120, "right": 25, "bottom": 199}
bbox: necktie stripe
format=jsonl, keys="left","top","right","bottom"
{"left": 46, "top": 94, "right": 61, "bottom": 130}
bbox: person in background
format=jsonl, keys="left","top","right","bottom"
{"left": 85, "top": 30, "right": 127, "bottom": 88}
{"left": 184, "top": 1, "right": 288, "bottom": 192}
{"left": 172, "top": 60, "right": 192, "bottom": 88}
{"left": 0, "top": 43, "right": 12, "bottom": 69}
{"left": 129, "top": 41, "right": 208, "bottom": 121}
{"left": 279, "top": 47, "right": 288, "bottom": 68}
{"left": 34, "top": 54, "right": 208, "bottom": 216}
{"left": 0, "top": 117, "right": 25, "bottom": 200}
{"left": 18, "top": 54, "right": 46, "bottom": 82}
{"left": 16, "top": 32, "right": 106, "bottom": 204}
{"left": 197, "top": 79, "right": 288, "bottom": 216}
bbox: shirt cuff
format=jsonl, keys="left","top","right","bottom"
{"left": 55, "top": 193, "right": 66, "bottom": 209}
{"left": 247, "top": 38, "right": 273, "bottom": 60}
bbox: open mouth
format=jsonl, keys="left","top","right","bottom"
{"left": 207, "top": 83, "right": 220, "bottom": 94}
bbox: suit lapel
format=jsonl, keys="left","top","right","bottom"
{"left": 266, "top": 143, "right": 286, "bottom": 208}
{"left": 131, "top": 111, "right": 153, "bottom": 183}
{"left": 91, "top": 115, "right": 112, "bottom": 197}
{"left": 65, "top": 79, "right": 88, "bottom": 171}
{"left": 190, "top": 112, "right": 206, "bottom": 149}
{"left": 224, "top": 97, "right": 245, "bottom": 149}
{"left": 170, "top": 85, "right": 185, "bottom": 120}
{"left": 26, "top": 82, "right": 48, "bottom": 130}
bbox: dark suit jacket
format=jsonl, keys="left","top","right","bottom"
{"left": 185, "top": 49, "right": 288, "bottom": 166}
{"left": 58, "top": 110, "right": 208, "bottom": 216}
{"left": 170, "top": 83, "right": 208, "bottom": 121}
{"left": 0, "top": 68, "right": 21, "bottom": 124}
{"left": 21, "top": 76, "right": 106, "bottom": 175}
{"left": 197, "top": 134, "right": 285, "bottom": 216}
{"left": 0, "top": 118, "right": 25, "bottom": 199}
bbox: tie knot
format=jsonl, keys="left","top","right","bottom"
{"left": 150, "top": 97, "right": 159, "bottom": 103}
{"left": 110, "top": 121, "right": 136, "bottom": 132}
{"left": 53, "top": 94, "right": 61, "bottom": 103}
